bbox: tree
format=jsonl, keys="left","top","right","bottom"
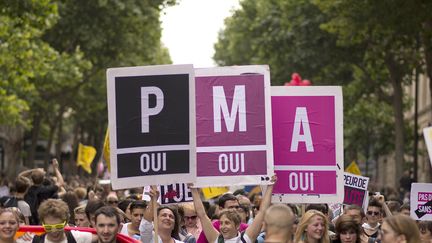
{"left": 214, "top": 0, "right": 416, "bottom": 186}
{"left": 316, "top": 0, "right": 419, "bottom": 186}
{"left": 38, "top": 0, "right": 174, "bottom": 173}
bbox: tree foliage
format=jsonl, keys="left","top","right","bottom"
{"left": 0, "top": 0, "right": 173, "bottom": 174}
{"left": 214, "top": 0, "right": 421, "bottom": 184}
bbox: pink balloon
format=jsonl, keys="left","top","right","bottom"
{"left": 300, "top": 79, "right": 311, "bottom": 86}
{"left": 291, "top": 73, "right": 302, "bottom": 82}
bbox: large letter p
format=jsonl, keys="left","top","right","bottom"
{"left": 141, "top": 87, "right": 164, "bottom": 133}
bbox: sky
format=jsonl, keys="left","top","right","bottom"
{"left": 160, "top": 0, "right": 240, "bottom": 68}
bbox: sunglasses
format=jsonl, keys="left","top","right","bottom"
{"left": 367, "top": 211, "right": 380, "bottom": 216}
{"left": 184, "top": 215, "right": 197, "bottom": 220}
{"left": 227, "top": 205, "right": 240, "bottom": 210}
{"left": 107, "top": 200, "right": 118, "bottom": 204}
{"left": 42, "top": 221, "right": 67, "bottom": 232}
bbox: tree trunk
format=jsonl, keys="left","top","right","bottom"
{"left": 43, "top": 121, "right": 57, "bottom": 167}
{"left": 0, "top": 125, "right": 24, "bottom": 177}
{"left": 386, "top": 56, "right": 405, "bottom": 188}
{"left": 26, "top": 112, "right": 42, "bottom": 167}
{"left": 55, "top": 106, "right": 65, "bottom": 172}
{"left": 422, "top": 20, "right": 432, "bottom": 113}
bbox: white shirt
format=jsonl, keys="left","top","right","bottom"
{"left": 214, "top": 233, "right": 252, "bottom": 243}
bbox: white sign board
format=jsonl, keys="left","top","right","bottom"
{"left": 423, "top": 127, "right": 432, "bottom": 168}
{"left": 271, "top": 86, "right": 344, "bottom": 203}
{"left": 107, "top": 65, "right": 196, "bottom": 189}
{"left": 410, "top": 183, "right": 432, "bottom": 221}
{"left": 194, "top": 66, "right": 274, "bottom": 187}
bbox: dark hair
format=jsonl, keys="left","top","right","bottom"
{"left": 129, "top": 200, "right": 147, "bottom": 212}
{"left": 85, "top": 199, "right": 106, "bottom": 220}
{"left": 418, "top": 220, "right": 432, "bottom": 234}
{"left": 61, "top": 191, "right": 79, "bottom": 225}
{"left": 217, "top": 193, "right": 238, "bottom": 208}
{"left": 399, "top": 203, "right": 410, "bottom": 212}
{"left": 306, "top": 204, "right": 329, "bottom": 215}
{"left": 367, "top": 198, "right": 382, "bottom": 214}
{"left": 157, "top": 206, "right": 180, "bottom": 240}
{"left": 94, "top": 206, "right": 121, "bottom": 225}
{"left": 335, "top": 215, "right": 361, "bottom": 243}
{"left": 31, "top": 169, "right": 45, "bottom": 185}
{"left": 15, "top": 176, "right": 30, "bottom": 193}
{"left": 118, "top": 199, "right": 135, "bottom": 213}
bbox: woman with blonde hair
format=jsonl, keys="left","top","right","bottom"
{"left": 379, "top": 214, "right": 420, "bottom": 243}
{"left": 0, "top": 208, "right": 20, "bottom": 243}
{"left": 294, "top": 209, "right": 330, "bottom": 243}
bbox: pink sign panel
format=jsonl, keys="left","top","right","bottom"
{"left": 271, "top": 86, "right": 343, "bottom": 204}
{"left": 196, "top": 75, "right": 266, "bottom": 147}
{"left": 273, "top": 170, "right": 337, "bottom": 194}
{"left": 195, "top": 66, "right": 273, "bottom": 187}
{"left": 272, "top": 96, "right": 335, "bottom": 166}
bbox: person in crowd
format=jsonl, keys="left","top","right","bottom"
{"left": 236, "top": 195, "right": 252, "bottom": 224}
{"left": 73, "top": 187, "right": 87, "bottom": 206}
{"left": 105, "top": 194, "right": 119, "bottom": 207}
{"left": 294, "top": 209, "right": 330, "bottom": 243}
{"left": 177, "top": 204, "right": 197, "bottom": 243}
{"left": 179, "top": 202, "right": 201, "bottom": 240}
{"left": 8, "top": 176, "right": 32, "bottom": 225}
{"left": 362, "top": 196, "right": 392, "bottom": 239}
{"left": 20, "top": 159, "right": 64, "bottom": 225}
{"left": 139, "top": 187, "right": 183, "bottom": 243}
{"left": 397, "top": 203, "right": 410, "bottom": 216}
{"left": 196, "top": 192, "right": 249, "bottom": 243}
{"left": 94, "top": 206, "right": 121, "bottom": 243}
{"left": 61, "top": 191, "right": 79, "bottom": 226}
{"left": 84, "top": 199, "right": 106, "bottom": 228}
{"left": 385, "top": 201, "right": 400, "bottom": 216}
{"left": 32, "top": 199, "right": 94, "bottom": 243}
{"left": 379, "top": 214, "right": 420, "bottom": 243}
{"left": 418, "top": 220, "right": 432, "bottom": 243}
{"left": 263, "top": 204, "right": 295, "bottom": 243}
{"left": 117, "top": 198, "right": 134, "bottom": 223}
{"left": 119, "top": 200, "right": 146, "bottom": 240}
{"left": 306, "top": 204, "right": 335, "bottom": 238}
{"left": 0, "top": 208, "right": 20, "bottom": 243}
{"left": 191, "top": 176, "right": 275, "bottom": 243}
{"left": 74, "top": 205, "right": 90, "bottom": 227}
{"left": 332, "top": 214, "right": 361, "bottom": 243}
{"left": 342, "top": 205, "right": 369, "bottom": 243}
{"left": 343, "top": 205, "right": 364, "bottom": 225}
{"left": 0, "top": 175, "right": 10, "bottom": 198}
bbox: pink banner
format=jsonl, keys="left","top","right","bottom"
{"left": 272, "top": 96, "right": 335, "bottom": 166}
{"left": 273, "top": 170, "right": 337, "bottom": 194}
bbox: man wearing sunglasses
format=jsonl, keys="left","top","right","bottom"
{"left": 362, "top": 196, "right": 392, "bottom": 241}
{"left": 33, "top": 199, "right": 94, "bottom": 243}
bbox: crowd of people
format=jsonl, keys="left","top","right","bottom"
{"left": 0, "top": 160, "right": 431, "bottom": 243}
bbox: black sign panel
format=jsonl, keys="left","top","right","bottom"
{"left": 115, "top": 74, "right": 189, "bottom": 148}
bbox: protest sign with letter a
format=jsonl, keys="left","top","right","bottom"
{"left": 107, "top": 65, "right": 196, "bottom": 189}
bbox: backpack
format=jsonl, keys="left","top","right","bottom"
{"left": 217, "top": 231, "right": 247, "bottom": 243}
{"left": 0, "top": 196, "right": 19, "bottom": 208}
{"left": 32, "top": 231, "right": 77, "bottom": 243}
